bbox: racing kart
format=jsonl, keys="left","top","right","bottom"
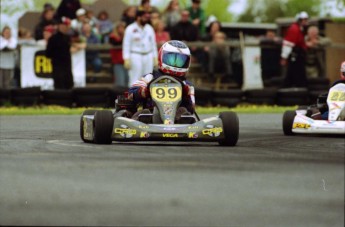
{"left": 283, "top": 82, "right": 345, "bottom": 135}
{"left": 80, "top": 75, "right": 239, "bottom": 146}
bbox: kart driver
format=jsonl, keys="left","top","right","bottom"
{"left": 312, "top": 61, "right": 345, "bottom": 120}
{"left": 127, "top": 40, "right": 195, "bottom": 122}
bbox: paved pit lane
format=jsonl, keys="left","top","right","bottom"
{"left": 0, "top": 114, "right": 344, "bottom": 226}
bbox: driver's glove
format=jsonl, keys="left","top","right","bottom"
{"left": 139, "top": 86, "right": 150, "bottom": 98}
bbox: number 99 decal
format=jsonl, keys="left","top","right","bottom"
{"left": 151, "top": 87, "right": 182, "bottom": 102}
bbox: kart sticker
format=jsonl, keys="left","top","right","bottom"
{"left": 202, "top": 125, "right": 222, "bottom": 137}
{"left": 83, "top": 118, "right": 92, "bottom": 139}
{"left": 188, "top": 132, "right": 198, "bottom": 138}
{"left": 140, "top": 132, "right": 150, "bottom": 138}
{"left": 164, "top": 119, "right": 173, "bottom": 125}
{"left": 162, "top": 133, "right": 178, "bottom": 138}
{"left": 293, "top": 122, "right": 311, "bottom": 129}
{"left": 114, "top": 124, "right": 136, "bottom": 138}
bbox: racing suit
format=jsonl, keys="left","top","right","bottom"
{"left": 281, "top": 22, "right": 307, "bottom": 87}
{"left": 128, "top": 69, "right": 195, "bottom": 117}
{"left": 122, "top": 22, "right": 158, "bottom": 87}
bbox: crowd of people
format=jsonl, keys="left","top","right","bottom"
{"left": 0, "top": 0, "right": 333, "bottom": 90}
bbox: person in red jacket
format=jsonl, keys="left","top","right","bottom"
{"left": 109, "top": 21, "right": 129, "bottom": 87}
{"left": 281, "top": 11, "right": 309, "bottom": 88}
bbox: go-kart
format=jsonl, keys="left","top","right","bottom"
{"left": 283, "top": 82, "right": 345, "bottom": 135}
{"left": 80, "top": 75, "right": 239, "bottom": 146}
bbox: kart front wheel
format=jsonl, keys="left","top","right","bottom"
{"left": 219, "top": 111, "right": 239, "bottom": 146}
{"left": 282, "top": 110, "right": 296, "bottom": 136}
{"left": 80, "top": 109, "right": 97, "bottom": 143}
{"left": 93, "top": 110, "right": 114, "bottom": 144}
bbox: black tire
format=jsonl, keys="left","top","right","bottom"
{"left": 93, "top": 110, "right": 114, "bottom": 144}
{"left": 218, "top": 111, "right": 239, "bottom": 146}
{"left": 80, "top": 110, "right": 97, "bottom": 143}
{"left": 282, "top": 110, "right": 296, "bottom": 136}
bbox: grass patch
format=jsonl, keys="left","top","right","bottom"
{"left": 0, "top": 105, "right": 296, "bottom": 115}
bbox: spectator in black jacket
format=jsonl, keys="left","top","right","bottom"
{"left": 34, "top": 7, "right": 57, "bottom": 41}
{"left": 170, "top": 10, "right": 198, "bottom": 41}
{"left": 46, "top": 17, "right": 74, "bottom": 90}
{"left": 55, "top": 0, "right": 81, "bottom": 20}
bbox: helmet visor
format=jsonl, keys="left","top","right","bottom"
{"left": 162, "top": 51, "right": 190, "bottom": 69}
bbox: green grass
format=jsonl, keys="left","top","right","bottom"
{"left": 0, "top": 105, "right": 296, "bottom": 115}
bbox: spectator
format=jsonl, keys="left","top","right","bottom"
{"left": 80, "top": 23, "right": 103, "bottom": 73}
{"left": 305, "top": 26, "right": 330, "bottom": 78}
{"left": 203, "top": 20, "right": 222, "bottom": 41}
{"left": 150, "top": 11, "right": 161, "bottom": 27}
{"left": 109, "top": 21, "right": 128, "bottom": 87}
{"left": 86, "top": 9, "right": 99, "bottom": 28}
{"left": 281, "top": 11, "right": 309, "bottom": 88}
{"left": 121, "top": 5, "right": 137, "bottom": 27}
{"left": 154, "top": 20, "right": 170, "bottom": 46}
{"left": 37, "top": 25, "right": 55, "bottom": 47}
{"left": 55, "top": 0, "right": 81, "bottom": 20}
{"left": 208, "top": 31, "right": 232, "bottom": 80}
{"left": 260, "top": 29, "right": 282, "bottom": 81}
{"left": 187, "top": 0, "right": 206, "bottom": 38}
{"left": 46, "top": 17, "right": 74, "bottom": 90}
{"left": 97, "top": 10, "right": 113, "bottom": 43}
{"left": 170, "top": 10, "right": 198, "bottom": 41}
{"left": 162, "top": 0, "right": 181, "bottom": 32}
{"left": 0, "top": 26, "right": 18, "bottom": 89}
{"left": 18, "top": 27, "right": 36, "bottom": 45}
{"left": 123, "top": 9, "right": 158, "bottom": 87}
{"left": 138, "top": 0, "right": 159, "bottom": 14}
{"left": 34, "top": 6, "right": 57, "bottom": 41}
{"left": 71, "top": 8, "right": 88, "bottom": 34}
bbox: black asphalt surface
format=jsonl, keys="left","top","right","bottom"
{"left": 0, "top": 114, "right": 344, "bottom": 226}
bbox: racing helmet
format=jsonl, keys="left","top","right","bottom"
{"left": 158, "top": 40, "right": 191, "bottom": 77}
{"left": 341, "top": 61, "right": 345, "bottom": 79}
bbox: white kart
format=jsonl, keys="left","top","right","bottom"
{"left": 283, "top": 83, "right": 345, "bottom": 135}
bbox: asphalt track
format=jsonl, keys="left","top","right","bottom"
{"left": 0, "top": 114, "right": 344, "bottom": 226}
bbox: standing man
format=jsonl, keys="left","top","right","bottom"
{"left": 0, "top": 26, "right": 17, "bottom": 89}
{"left": 187, "top": 0, "right": 206, "bottom": 38}
{"left": 46, "top": 17, "right": 74, "bottom": 90}
{"left": 281, "top": 11, "right": 309, "bottom": 88}
{"left": 122, "top": 9, "right": 158, "bottom": 87}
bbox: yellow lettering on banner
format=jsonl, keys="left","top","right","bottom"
{"left": 35, "top": 56, "right": 52, "bottom": 73}
{"left": 292, "top": 123, "right": 310, "bottom": 129}
{"left": 162, "top": 133, "right": 178, "bottom": 138}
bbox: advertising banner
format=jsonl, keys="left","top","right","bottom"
{"left": 21, "top": 45, "right": 86, "bottom": 89}
{"left": 242, "top": 46, "right": 264, "bottom": 90}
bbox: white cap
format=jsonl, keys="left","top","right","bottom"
{"left": 296, "top": 11, "right": 309, "bottom": 20}
{"left": 76, "top": 8, "right": 86, "bottom": 16}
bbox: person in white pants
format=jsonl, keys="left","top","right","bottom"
{"left": 122, "top": 9, "right": 158, "bottom": 87}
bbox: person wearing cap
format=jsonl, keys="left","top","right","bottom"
{"left": 37, "top": 25, "right": 55, "bottom": 47}
{"left": 280, "top": 11, "right": 309, "bottom": 88}
{"left": 46, "top": 17, "right": 74, "bottom": 89}
{"left": 122, "top": 9, "right": 158, "bottom": 87}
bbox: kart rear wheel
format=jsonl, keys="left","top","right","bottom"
{"left": 283, "top": 110, "right": 296, "bottom": 136}
{"left": 93, "top": 110, "right": 114, "bottom": 144}
{"left": 80, "top": 110, "right": 97, "bottom": 143}
{"left": 218, "top": 111, "right": 239, "bottom": 146}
